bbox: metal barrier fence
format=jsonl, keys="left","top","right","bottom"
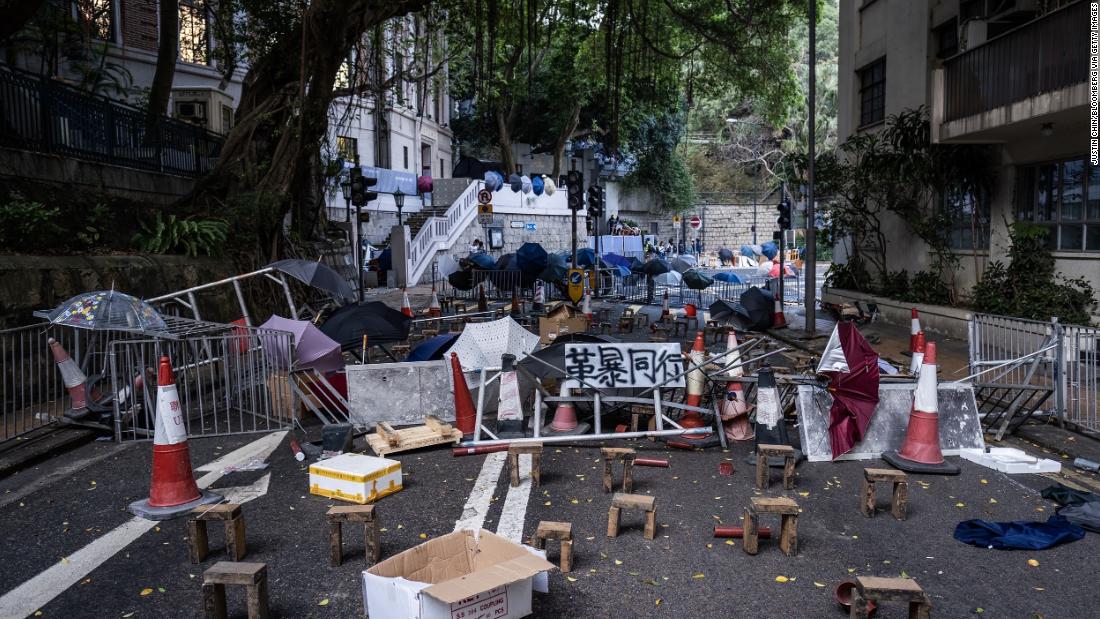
{"left": 969, "top": 313, "right": 1100, "bottom": 434}
{"left": 109, "top": 326, "right": 294, "bottom": 442}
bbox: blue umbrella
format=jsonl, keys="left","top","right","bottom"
{"left": 406, "top": 333, "right": 460, "bottom": 362}
{"left": 718, "top": 248, "right": 734, "bottom": 262}
{"left": 740, "top": 244, "right": 756, "bottom": 258}
{"left": 509, "top": 173, "right": 523, "bottom": 192}
{"left": 628, "top": 257, "right": 646, "bottom": 273}
{"left": 532, "top": 176, "right": 544, "bottom": 196}
{"left": 469, "top": 253, "right": 496, "bottom": 269}
{"left": 378, "top": 248, "right": 392, "bottom": 271}
{"left": 575, "top": 247, "right": 596, "bottom": 267}
{"left": 610, "top": 265, "right": 631, "bottom": 277}
{"left": 602, "top": 253, "right": 632, "bottom": 270}
{"left": 761, "top": 242, "right": 779, "bottom": 260}
{"left": 484, "top": 171, "right": 502, "bottom": 191}
{"left": 713, "top": 271, "right": 744, "bottom": 284}
{"left": 516, "top": 242, "right": 549, "bottom": 275}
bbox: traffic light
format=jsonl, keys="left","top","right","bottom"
{"left": 349, "top": 167, "right": 378, "bottom": 207}
{"left": 567, "top": 170, "right": 584, "bottom": 211}
{"left": 776, "top": 195, "right": 792, "bottom": 230}
{"left": 587, "top": 184, "right": 604, "bottom": 217}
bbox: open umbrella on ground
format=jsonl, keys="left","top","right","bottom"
{"left": 469, "top": 253, "right": 496, "bottom": 269}
{"left": 683, "top": 269, "right": 714, "bottom": 290}
{"left": 713, "top": 271, "right": 744, "bottom": 284}
{"left": 708, "top": 299, "right": 741, "bottom": 323}
{"left": 653, "top": 271, "right": 683, "bottom": 287}
{"left": 518, "top": 333, "right": 618, "bottom": 379}
{"left": 740, "top": 244, "right": 756, "bottom": 258}
{"left": 670, "top": 257, "right": 693, "bottom": 273}
{"left": 448, "top": 269, "right": 474, "bottom": 291}
{"left": 769, "top": 262, "right": 797, "bottom": 278}
{"left": 259, "top": 315, "right": 344, "bottom": 373}
{"left": 269, "top": 259, "right": 355, "bottom": 302}
{"left": 491, "top": 253, "right": 523, "bottom": 288}
{"left": 761, "top": 241, "right": 779, "bottom": 260}
{"left": 319, "top": 301, "right": 411, "bottom": 350}
{"left": 718, "top": 248, "right": 734, "bottom": 263}
{"left": 437, "top": 254, "right": 461, "bottom": 277}
{"left": 540, "top": 253, "right": 568, "bottom": 282}
{"left": 816, "top": 322, "right": 881, "bottom": 459}
{"left": 406, "top": 333, "right": 460, "bottom": 362}
{"left": 484, "top": 171, "right": 503, "bottom": 191}
{"left": 517, "top": 242, "right": 549, "bottom": 275}
{"left": 739, "top": 286, "right": 775, "bottom": 331}
{"left": 37, "top": 290, "right": 168, "bottom": 335}
{"left": 601, "top": 253, "right": 632, "bottom": 270}
{"left": 629, "top": 257, "right": 646, "bottom": 273}
{"left": 641, "top": 258, "right": 671, "bottom": 276}
{"left": 608, "top": 264, "right": 631, "bottom": 277}
{"left": 449, "top": 316, "right": 540, "bottom": 371}
{"left": 575, "top": 247, "right": 596, "bottom": 267}
{"left": 674, "top": 254, "right": 697, "bottom": 266}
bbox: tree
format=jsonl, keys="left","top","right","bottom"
{"left": 145, "top": 0, "right": 179, "bottom": 134}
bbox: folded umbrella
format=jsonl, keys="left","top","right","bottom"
{"left": 1041, "top": 483, "right": 1100, "bottom": 507}
{"left": 1058, "top": 502, "right": 1100, "bottom": 532}
{"left": 683, "top": 269, "right": 713, "bottom": 290}
{"left": 269, "top": 259, "right": 355, "bottom": 302}
{"left": 816, "top": 323, "right": 880, "bottom": 459}
{"left": 954, "top": 515, "right": 1085, "bottom": 550}
{"left": 319, "top": 301, "right": 412, "bottom": 349}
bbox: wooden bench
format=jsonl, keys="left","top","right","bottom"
{"left": 849, "top": 576, "right": 931, "bottom": 619}
{"left": 454, "top": 301, "right": 468, "bottom": 314}
{"left": 608, "top": 493, "right": 657, "bottom": 540}
{"left": 532, "top": 521, "right": 573, "bottom": 572}
{"left": 743, "top": 496, "right": 799, "bottom": 556}
{"left": 861, "top": 468, "right": 909, "bottom": 520}
{"left": 202, "top": 561, "right": 269, "bottom": 619}
{"left": 756, "top": 444, "right": 797, "bottom": 490}
{"left": 189, "top": 503, "right": 246, "bottom": 564}
{"left": 508, "top": 442, "right": 543, "bottom": 488}
{"left": 327, "top": 504, "right": 380, "bottom": 567}
{"left": 602, "top": 447, "right": 636, "bottom": 493}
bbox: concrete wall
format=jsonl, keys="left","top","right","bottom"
{"left": 698, "top": 203, "right": 762, "bottom": 252}
{"left": 0, "top": 148, "right": 195, "bottom": 205}
{"left": 0, "top": 255, "right": 240, "bottom": 328}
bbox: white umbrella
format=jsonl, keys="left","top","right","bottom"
{"left": 449, "top": 316, "right": 540, "bottom": 371}
{"left": 653, "top": 271, "right": 683, "bottom": 287}
{"left": 437, "top": 254, "right": 461, "bottom": 277}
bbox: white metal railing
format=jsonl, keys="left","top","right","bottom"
{"left": 405, "top": 179, "right": 483, "bottom": 285}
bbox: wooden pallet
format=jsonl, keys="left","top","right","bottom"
{"left": 365, "top": 416, "right": 463, "bottom": 456}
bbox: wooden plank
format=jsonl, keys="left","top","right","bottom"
{"left": 536, "top": 521, "right": 573, "bottom": 540}
{"left": 751, "top": 496, "right": 799, "bottom": 514}
{"left": 366, "top": 422, "right": 463, "bottom": 456}
{"left": 376, "top": 423, "right": 401, "bottom": 447}
{"left": 611, "top": 492, "right": 655, "bottom": 511}
{"left": 857, "top": 576, "right": 924, "bottom": 597}
{"left": 203, "top": 561, "right": 265, "bottom": 586}
{"left": 864, "top": 467, "right": 907, "bottom": 482}
{"left": 423, "top": 415, "right": 451, "bottom": 434}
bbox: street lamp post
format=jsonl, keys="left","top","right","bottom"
{"left": 393, "top": 188, "right": 406, "bottom": 227}
{"left": 805, "top": 0, "right": 817, "bottom": 334}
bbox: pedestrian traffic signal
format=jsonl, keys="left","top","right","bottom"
{"left": 587, "top": 184, "right": 604, "bottom": 217}
{"left": 567, "top": 170, "right": 584, "bottom": 211}
{"left": 776, "top": 196, "right": 792, "bottom": 230}
{"left": 349, "top": 167, "right": 378, "bottom": 207}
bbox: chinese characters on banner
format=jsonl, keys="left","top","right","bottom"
{"left": 563, "top": 343, "right": 686, "bottom": 389}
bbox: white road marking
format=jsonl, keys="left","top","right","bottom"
{"left": 0, "top": 431, "right": 286, "bottom": 618}
{"left": 453, "top": 452, "right": 506, "bottom": 533}
{"left": 495, "top": 454, "right": 533, "bottom": 542}
{"left": 196, "top": 431, "right": 287, "bottom": 472}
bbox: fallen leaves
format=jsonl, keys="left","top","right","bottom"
{"left": 955, "top": 502, "right": 966, "bottom": 508}
{"left": 318, "top": 598, "right": 330, "bottom": 606}
{"left": 1027, "top": 559, "right": 1040, "bottom": 567}
{"left": 814, "top": 581, "right": 826, "bottom": 588}
{"left": 691, "top": 572, "right": 705, "bottom": 579}
{"left": 139, "top": 588, "right": 153, "bottom": 597}
{"left": 774, "top": 575, "right": 789, "bottom": 583}
{"left": 566, "top": 576, "right": 578, "bottom": 582}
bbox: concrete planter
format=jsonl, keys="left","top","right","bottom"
{"left": 821, "top": 287, "right": 972, "bottom": 342}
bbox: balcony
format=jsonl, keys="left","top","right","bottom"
{"left": 933, "top": 0, "right": 1089, "bottom": 143}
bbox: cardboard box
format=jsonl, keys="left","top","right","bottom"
{"left": 363, "top": 530, "right": 555, "bottom": 619}
{"left": 538, "top": 309, "right": 590, "bottom": 345}
{"left": 309, "top": 453, "right": 402, "bottom": 504}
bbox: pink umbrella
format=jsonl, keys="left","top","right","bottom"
{"left": 260, "top": 315, "right": 344, "bottom": 373}
{"left": 817, "top": 323, "right": 880, "bottom": 459}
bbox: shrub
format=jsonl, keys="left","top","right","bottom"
{"left": 133, "top": 213, "right": 229, "bottom": 257}
{"left": 0, "top": 196, "right": 63, "bottom": 252}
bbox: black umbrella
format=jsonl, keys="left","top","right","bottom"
{"left": 708, "top": 299, "right": 740, "bottom": 322}
{"left": 448, "top": 269, "right": 474, "bottom": 291}
{"left": 540, "top": 253, "right": 568, "bottom": 282}
{"left": 718, "top": 248, "right": 734, "bottom": 262}
{"left": 739, "top": 286, "right": 775, "bottom": 331}
{"left": 319, "top": 301, "right": 411, "bottom": 349}
{"left": 518, "top": 333, "right": 619, "bottom": 379}
{"left": 377, "top": 248, "right": 393, "bottom": 271}
{"left": 683, "top": 269, "right": 714, "bottom": 290}
{"left": 629, "top": 257, "right": 646, "bottom": 273}
{"left": 641, "top": 258, "right": 671, "bottom": 276}
{"left": 516, "top": 242, "right": 549, "bottom": 275}
{"left": 491, "top": 254, "right": 523, "bottom": 288}
{"left": 269, "top": 259, "right": 354, "bottom": 301}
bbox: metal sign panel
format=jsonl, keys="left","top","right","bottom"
{"left": 477, "top": 189, "right": 492, "bottom": 204}
{"left": 689, "top": 215, "right": 702, "bottom": 230}
{"left": 563, "top": 343, "right": 686, "bottom": 389}
{"left": 567, "top": 268, "right": 584, "bottom": 304}
{"left": 478, "top": 203, "right": 494, "bottom": 225}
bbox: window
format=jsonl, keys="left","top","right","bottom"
{"left": 440, "top": 157, "right": 445, "bottom": 178}
{"left": 933, "top": 18, "right": 958, "bottom": 59}
{"left": 179, "top": 2, "right": 209, "bottom": 65}
{"left": 75, "top": 0, "right": 114, "bottom": 41}
{"left": 1016, "top": 158, "right": 1100, "bottom": 251}
{"left": 942, "top": 185, "right": 990, "bottom": 250}
{"left": 337, "top": 136, "right": 359, "bottom": 165}
{"left": 403, "top": 146, "right": 409, "bottom": 170}
{"left": 858, "top": 58, "right": 886, "bottom": 127}
{"left": 334, "top": 53, "right": 355, "bottom": 91}
{"left": 220, "top": 105, "right": 233, "bottom": 134}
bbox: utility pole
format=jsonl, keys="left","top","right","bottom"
{"left": 805, "top": 0, "right": 817, "bottom": 334}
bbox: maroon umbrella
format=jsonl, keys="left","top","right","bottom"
{"left": 817, "top": 322, "right": 880, "bottom": 459}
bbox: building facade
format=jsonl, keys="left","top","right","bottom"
{"left": 837, "top": 0, "right": 1096, "bottom": 319}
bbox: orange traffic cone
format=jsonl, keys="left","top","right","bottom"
{"left": 401, "top": 288, "right": 414, "bottom": 317}
{"left": 909, "top": 331, "right": 925, "bottom": 375}
{"left": 909, "top": 308, "right": 922, "bottom": 353}
{"left": 129, "top": 356, "right": 221, "bottom": 519}
{"left": 719, "top": 333, "right": 754, "bottom": 441}
{"left": 542, "top": 381, "right": 590, "bottom": 436}
{"left": 883, "top": 342, "right": 960, "bottom": 475}
{"left": 428, "top": 287, "right": 442, "bottom": 318}
{"left": 48, "top": 337, "right": 98, "bottom": 421}
{"left": 669, "top": 332, "right": 721, "bottom": 448}
{"left": 450, "top": 353, "right": 475, "bottom": 437}
{"left": 771, "top": 288, "right": 788, "bottom": 329}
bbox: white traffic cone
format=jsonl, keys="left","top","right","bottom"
{"left": 129, "top": 356, "right": 221, "bottom": 519}
{"left": 884, "top": 342, "right": 960, "bottom": 475}
{"left": 910, "top": 308, "right": 922, "bottom": 353}
{"left": 720, "top": 332, "right": 753, "bottom": 441}
{"left": 909, "top": 331, "right": 925, "bottom": 375}
{"left": 401, "top": 289, "right": 414, "bottom": 317}
{"left": 48, "top": 337, "right": 95, "bottom": 420}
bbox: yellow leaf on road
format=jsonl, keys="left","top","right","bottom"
{"left": 814, "top": 581, "right": 826, "bottom": 588}
{"left": 775, "top": 576, "right": 789, "bottom": 583}
{"left": 318, "top": 598, "right": 329, "bottom": 606}
{"left": 692, "top": 572, "right": 705, "bottom": 579}
{"left": 615, "top": 559, "right": 623, "bottom": 565}
{"left": 140, "top": 588, "right": 153, "bottom": 596}
{"left": 1027, "top": 559, "right": 1040, "bottom": 567}
{"left": 955, "top": 502, "right": 966, "bottom": 508}
{"left": 566, "top": 576, "right": 577, "bottom": 582}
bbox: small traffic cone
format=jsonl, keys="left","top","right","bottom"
{"left": 401, "top": 288, "right": 414, "bottom": 317}
{"left": 719, "top": 332, "right": 754, "bottom": 441}
{"left": 533, "top": 282, "right": 545, "bottom": 313}
{"left": 129, "top": 356, "right": 221, "bottom": 520}
{"left": 428, "top": 287, "right": 442, "bottom": 318}
{"left": 667, "top": 332, "right": 721, "bottom": 448}
{"left": 744, "top": 364, "right": 803, "bottom": 466}
{"left": 495, "top": 353, "right": 526, "bottom": 439}
{"left": 909, "top": 331, "right": 926, "bottom": 375}
{"left": 582, "top": 290, "right": 593, "bottom": 323}
{"left": 542, "top": 381, "right": 591, "bottom": 436}
{"left": 883, "top": 342, "right": 960, "bottom": 474}
{"left": 450, "top": 353, "right": 476, "bottom": 438}
{"left": 660, "top": 290, "right": 670, "bottom": 321}
{"left": 511, "top": 287, "right": 522, "bottom": 318}
{"left": 909, "top": 308, "right": 922, "bottom": 353}
{"left": 771, "top": 289, "right": 788, "bottom": 329}
{"left": 48, "top": 337, "right": 93, "bottom": 420}
{"left": 477, "top": 282, "right": 488, "bottom": 312}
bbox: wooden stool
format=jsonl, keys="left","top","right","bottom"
{"left": 850, "top": 576, "right": 931, "bottom": 619}
{"left": 672, "top": 318, "right": 689, "bottom": 338}
{"left": 391, "top": 344, "right": 411, "bottom": 358}
{"left": 189, "top": 503, "right": 246, "bottom": 563}
{"left": 202, "top": 561, "right": 269, "bottom": 619}
{"left": 326, "top": 504, "right": 380, "bottom": 567}
{"left": 618, "top": 314, "right": 635, "bottom": 333}
{"left": 634, "top": 312, "right": 649, "bottom": 328}
{"left": 508, "top": 443, "right": 543, "bottom": 487}
{"left": 454, "top": 301, "right": 468, "bottom": 314}
{"left": 743, "top": 496, "right": 799, "bottom": 556}
{"left": 601, "top": 447, "right": 636, "bottom": 493}
{"left": 421, "top": 328, "right": 439, "bottom": 339}
{"left": 861, "top": 468, "right": 909, "bottom": 520}
{"left": 598, "top": 322, "right": 613, "bottom": 335}
{"left": 607, "top": 493, "right": 656, "bottom": 540}
{"left": 532, "top": 521, "right": 573, "bottom": 572}
{"left": 755, "top": 444, "right": 797, "bottom": 490}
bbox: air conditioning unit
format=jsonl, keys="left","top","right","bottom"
{"left": 170, "top": 88, "right": 235, "bottom": 134}
{"left": 960, "top": 19, "right": 988, "bottom": 50}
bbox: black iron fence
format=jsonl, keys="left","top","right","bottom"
{"left": 942, "top": 1, "right": 1087, "bottom": 122}
{"left": 0, "top": 64, "right": 223, "bottom": 177}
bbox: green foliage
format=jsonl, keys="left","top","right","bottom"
{"left": 133, "top": 213, "right": 229, "bottom": 257}
{"left": 972, "top": 223, "right": 1097, "bottom": 325}
{"left": 824, "top": 259, "right": 868, "bottom": 292}
{"left": 0, "top": 196, "right": 63, "bottom": 252}
{"left": 623, "top": 111, "right": 696, "bottom": 212}
{"left": 74, "top": 203, "right": 112, "bottom": 248}
{"left": 877, "top": 270, "right": 910, "bottom": 301}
